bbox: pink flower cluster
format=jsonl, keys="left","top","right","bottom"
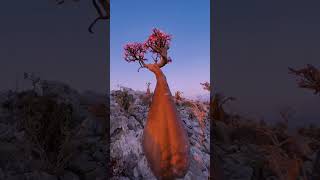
{"left": 145, "top": 28, "right": 172, "bottom": 54}
{"left": 123, "top": 42, "right": 147, "bottom": 62}
{"left": 123, "top": 28, "right": 172, "bottom": 63}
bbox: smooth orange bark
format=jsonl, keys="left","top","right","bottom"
{"left": 142, "top": 64, "right": 190, "bottom": 179}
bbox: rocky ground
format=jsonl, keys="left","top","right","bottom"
{"left": 212, "top": 109, "right": 320, "bottom": 180}
{"left": 2, "top": 79, "right": 318, "bottom": 180}
{"left": 0, "top": 81, "right": 210, "bottom": 180}
{"left": 110, "top": 87, "right": 210, "bottom": 180}
{"left": 0, "top": 80, "right": 109, "bottom": 180}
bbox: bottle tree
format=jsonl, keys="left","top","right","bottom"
{"left": 146, "top": 82, "right": 152, "bottom": 95}
{"left": 123, "top": 28, "right": 190, "bottom": 179}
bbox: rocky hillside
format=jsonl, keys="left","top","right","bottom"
{"left": 0, "top": 80, "right": 108, "bottom": 180}
{"left": 0, "top": 81, "right": 210, "bottom": 180}
{"left": 3, "top": 79, "right": 317, "bottom": 180}
{"left": 212, "top": 107, "right": 320, "bottom": 180}
{"left": 110, "top": 87, "right": 210, "bottom": 179}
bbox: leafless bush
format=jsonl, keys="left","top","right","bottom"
{"left": 200, "top": 82, "right": 211, "bottom": 92}
{"left": 24, "top": 72, "right": 41, "bottom": 91}
{"left": 18, "top": 93, "right": 74, "bottom": 174}
{"left": 289, "top": 64, "right": 320, "bottom": 95}
{"left": 175, "top": 91, "right": 183, "bottom": 101}
{"left": 146, "top": 82, "right": 151, "bottom": 95}
{"left": 211, "top": 93, "right": 236, "bottom": 121}
{"left": 113, "top": 89, "right": 134, "bottom": 112}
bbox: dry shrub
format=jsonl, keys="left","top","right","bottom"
{"left": 211, "top": 93, "right": 235, "bottom": 122}
{"left": 231, "top": 125, "right": 274, "bottom": 146}
{"left": 113, "top": 89, "right": 134, "bottom": 111}
{"left": 190, "top": 102, "right": 207, "bottom": 143}
{"left": 18, "top": 92, "right": 73, "bottom": 174}
{"left": 256, "top": 125, "right": 311, "bottom": 180}
{"left": 200, "top": 82, "right": 210, "bottom": 92}
{"left": 180, "top": 99, "right": 195, "bottom": 108}
{"left": 146, "top": 82, "right": 151, "bottom": 95}
{"left": 289, "top": 64, "right": 320, "bottom": 95}
{"left": 260, "top": 145, "right": 304, "bottom": 180}
{"left": 139, "top": 90, "right": 152, "bottom": 107}
{"left": 298, "top": 126, "right": 320, "bottom": 151}
{"left": 175, "top": 91, "right": 183, "bottom": 101}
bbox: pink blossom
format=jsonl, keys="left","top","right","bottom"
{"left": 123, "top": 42, "right": 147, "bottom": 62}
{"left": 123, "top": 28, "right": 173, "bottom": 64}
{"left": 145, "top": 28, "right": 172, "bottom": 54}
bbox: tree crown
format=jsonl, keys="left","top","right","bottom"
{"left": 123, "top": 28, "right": 172, "bottom": 71}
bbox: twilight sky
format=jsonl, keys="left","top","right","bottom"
{"left": 214, "top": 0, "right": 320, "bottom": 126}
{"left": 0, "top": 1, "right": 108, "bottom": 93}
{"left": 1, "top": 0, "right": 319, "bottom": 126}
{"left": 110, "top": 0, "right": 210, "bottom": 99}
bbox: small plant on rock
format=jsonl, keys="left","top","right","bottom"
{"left": 24, "top": 72, "right": 41, "bottom": 91}
{"left": 200, "top": 82, "right": 211, "bottom": 92}
{"left": 175, "top": 90, "right": 183, "bottom": 101}
{"left": 191, "top": 103, "right": 207, "bottom": 143}
{"left": 114, "top": 89, "right": 134, "bottom": 112}
{"left": 146, "top": 82, "right": 151, "bottom": 95}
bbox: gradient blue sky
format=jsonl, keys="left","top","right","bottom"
{"left": 110, "top": 0, "right": 210, "bottom": 98}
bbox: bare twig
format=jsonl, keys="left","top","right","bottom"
{"left": 289, "top": 64, "right": 320, "bottom": 95}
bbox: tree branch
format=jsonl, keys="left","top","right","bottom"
{"left": 157, "top": 54, "right": 168, "bottom": 68}
{"left": 88, "top": 0, "right": 110, "bottom": 33}
{"left": 289, "top": 64, "right": 320, "bottom": 95}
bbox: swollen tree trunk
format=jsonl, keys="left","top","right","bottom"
{"left": 142, "top": 66, "right": 190, "bottom": 179}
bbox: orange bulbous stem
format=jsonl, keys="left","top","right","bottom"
{"left": 142, "top": 64, "right": 190, "bottom": 179}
